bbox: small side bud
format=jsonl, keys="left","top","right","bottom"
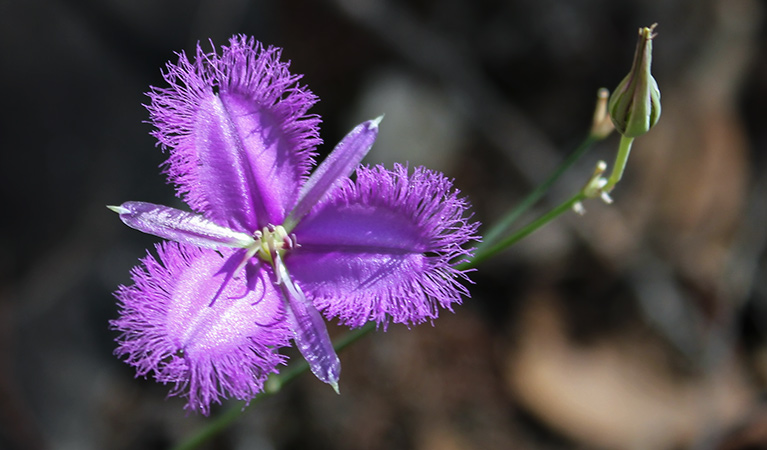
{"left": 608, "top": 24, "right": 661, "bottom": 138}
{"left": 590, "top": 88, "right": 614, "bottom": 139}
{"left": 581, "top": 160, "right": 611, "bottom": 202}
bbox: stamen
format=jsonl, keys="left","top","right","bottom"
{"left": 248, "top": 225, "right": 300, "bottom": 267}
{"left": 284, "top": 233, "right": 299, "bottom": 250}
{"left": 232, "top": 245, "right": 260, "bottom": 279}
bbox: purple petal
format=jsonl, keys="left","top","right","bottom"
{"left": 111, "top": 242, "right": 291, "bottom": 414}
{"left": 109, "top": 201, "right": 255, "bottom": 248}
{"left": 284, "top": 118, "right": 381, "bottom": 231}
{"left": 288, "top": 164, "right": 480, "bottom": 328}
{"left": 273, "top": 254, "right": 341, "bottom": 391}
{"left": 147, "top": 35, "right": 321, "bottom": 230}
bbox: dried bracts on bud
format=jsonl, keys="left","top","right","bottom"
{"left": 608, "top": 24, "right": 661, "bottom": 138}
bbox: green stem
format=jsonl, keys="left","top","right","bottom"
{"left": 460, "top": 191, "right": 586, "bottom": 270}
{"left": 477, "top": 134, "right": 598, "bottom": 251}
{"left": 267, "top": 322, "right": 375, "bottom": 392}
{"left": 603, "top": 135, "right": 634, "bottom": 192}
{"left": 171, "top": 400, "right": 249, "bottom": 450}
{"left": 171, "top": 322, "right": 376, "bottom": 450}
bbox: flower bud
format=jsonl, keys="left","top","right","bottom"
{"left": 608, "top": 24, "right": 661, "bottom": 137}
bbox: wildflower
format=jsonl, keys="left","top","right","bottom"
{"left": 109, "top": 35, "right": 479, "bottom": 413}
{"left": 608, "top": 23, "right": 661, "bottom": 137}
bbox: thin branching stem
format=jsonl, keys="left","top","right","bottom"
{"left": 171, "top": 322, "right": 376, "bottom": 450}
{"left": 460, "top": 191, "right": 587, "bottom": 270}
{"left": 477, "top": 134, "right": 598, "bottom": 250}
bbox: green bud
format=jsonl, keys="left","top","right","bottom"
{"left": 608, "top": 24, "right": 661, "bottom": 138}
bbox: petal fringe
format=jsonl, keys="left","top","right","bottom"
{"left": 147, "top": 35, "right": 321, "bottom": 230}
{"left": 111, "top": 242, "right": 290, "bottom": 414}
{"left": 289, "top": 164, "right": 480, "bottom": 328}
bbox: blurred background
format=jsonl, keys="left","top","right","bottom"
{"left": 2, "top": 0, "right": 767, "bottom": 448}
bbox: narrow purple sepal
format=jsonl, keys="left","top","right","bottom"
{"left": 274, "top": 254, "right": 341, "bottom": 390}
{"left": 108, "top": 201, "right": 255, "bottom": 248}
{"left": 284, "top": 117, "right": 382, "bottom": 231}
{"left": 290, "top": 164, "right": 480, "bottom": 328}
{"left": 147, "top": 35, "right": 322, "bottom": 228}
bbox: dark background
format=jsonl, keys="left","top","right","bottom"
{"left": 3, "top": 0, "right": 767, "bottom": 449}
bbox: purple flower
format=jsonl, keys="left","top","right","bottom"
{"left": 109, "top": 35, "right": 479, "bottom": 413}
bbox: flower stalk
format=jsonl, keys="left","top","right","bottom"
{"left": 602, "top": 134, "right": 635, "bottom": 194}
{"left": 594, "top": 23, "right": 662, "bottom": 199}
{"left": 477, "top": 88, "right": 613, "bottom": 251}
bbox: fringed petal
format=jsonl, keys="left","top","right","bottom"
{"left": 288, "top": 164, "right": 480, "bottom": 328}
{"left": 111, "top": 242, "right": 290, "bottom": 414}
{"left": 147, "top": 35, "right": 321, "bottom": 230}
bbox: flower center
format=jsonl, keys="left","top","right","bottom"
{"left": 229, "top": 225, "right": 298, "bottom": 281}
{"left": 250, "top": 225, "right": 298, "bottom": 265}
